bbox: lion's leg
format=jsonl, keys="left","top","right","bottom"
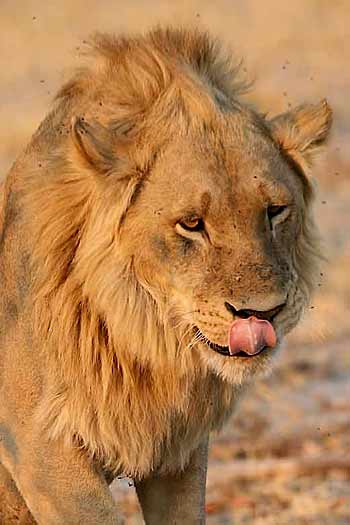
{"left": 135, "top": 436, "right": 209, "bottom": 525}
{"left": 0, "top": 461, "right": 36, "bottom": 525}
{"left": 3, "top": 434, "right": 123, "bottom": 525}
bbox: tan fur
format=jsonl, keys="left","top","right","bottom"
{"left": 0, "top": 27, "right": 332, "bottom": 523}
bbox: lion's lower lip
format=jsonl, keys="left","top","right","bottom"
{"left": 194, "top": 328, "right": 269, "bottom": 358}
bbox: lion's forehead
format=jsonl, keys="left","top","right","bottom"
{"left": 149, "top": 135, "right": 298, "bottom": 221}
{"left": 152, "top": 123, "right": 294, "bottom": 196}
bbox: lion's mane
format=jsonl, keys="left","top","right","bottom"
{"left": 17, "top": 27, "right": 323, "bottom": 478}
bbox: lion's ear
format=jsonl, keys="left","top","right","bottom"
{"left": 71, "top": 116, "right": 117, "bottom": 173}
{"left": 269, "top": 99, "right": 332, "bottom": 174}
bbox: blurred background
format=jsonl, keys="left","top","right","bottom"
{"left": 1, "top": 1, "right": 349, "bottom": 523}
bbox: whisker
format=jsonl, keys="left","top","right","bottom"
{"left": 187, "top": 329, "right": 204, "bottom": 351}
{"left": 177, "top": 323, "right": 196, "bottom": 349}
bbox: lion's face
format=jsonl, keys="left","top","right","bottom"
{"left": 121, "top": 114, "right": 311, "bottom": 382}
{"left": 69, "top": 66, "right": 330, "bottom": 387}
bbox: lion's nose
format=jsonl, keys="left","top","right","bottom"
{"left": 225, "top": 301, "right": 285, "bottom": 322}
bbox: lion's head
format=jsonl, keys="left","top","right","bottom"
{"left": 28, "top": 27, "right": 332, "bottom": 394}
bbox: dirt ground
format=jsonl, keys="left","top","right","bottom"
{"left": 1, "top": 1, "right": 349, "bottom": 523}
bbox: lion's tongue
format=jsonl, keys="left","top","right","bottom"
{"left": 228, "top": 316, "right": 277, "bottom": 356}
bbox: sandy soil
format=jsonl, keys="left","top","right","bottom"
{"left": 1, "top": 1, "right": 349, "bottom": 523}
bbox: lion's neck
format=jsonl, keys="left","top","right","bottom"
{"left": 39, "top": 357, "right": 239, "bottom": 479}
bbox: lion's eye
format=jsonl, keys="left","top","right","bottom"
{"left": 179, "top": 217, "right": 204, "bottom": 232}
{"left": 267, "top": 205, "right": 289, "bottom": 226}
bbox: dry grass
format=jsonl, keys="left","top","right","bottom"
{"left": 1, "top": 1, "right": 349, "bottom": 523}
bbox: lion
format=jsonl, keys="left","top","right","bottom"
{"left": 0, "top": 27, "right": 332, "bottom": 524}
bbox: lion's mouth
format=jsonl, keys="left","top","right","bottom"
{"left": 194, "top": 304, "right": 284, "bottom": 358}
{"left": 195, "top": 328, "right": 268, "bottom": 358}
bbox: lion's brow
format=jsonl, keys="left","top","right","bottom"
{"left": 200, "top": 191, "right": 211, "bottom": 214}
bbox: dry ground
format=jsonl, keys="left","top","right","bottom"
{"left": 1, "top": 1, "right": 349, "bottom": 523}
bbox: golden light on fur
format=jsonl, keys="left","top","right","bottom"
{"left": 0, "top": 26, "right": 332, "bottom": 523}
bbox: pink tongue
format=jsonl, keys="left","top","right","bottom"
{"left": 228, "top": 316, "right": 277, "bottom": 356}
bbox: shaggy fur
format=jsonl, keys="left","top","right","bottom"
{"left": 0, "top": 27, "right": 332, "bottom": 524}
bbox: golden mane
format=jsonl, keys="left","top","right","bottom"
{"left": 56, "top": 26, "right": 247, "bottom": 114}
{"left": 23, "top": 27, "right": 247, "bottom": 477}
{"left": 17, "top": 26, "right": 327, "bottom": 479}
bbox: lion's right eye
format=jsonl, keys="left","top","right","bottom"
{"left": 178, "top": 217, "right": 204, "bottom": 232}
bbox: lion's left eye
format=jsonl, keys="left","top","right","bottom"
{"left": 179, "top": 217, "right": 204, "bottom": 232}
{"left": 267, "top": 205, "right": 289, "bottom": 229}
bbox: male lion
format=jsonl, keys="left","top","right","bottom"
{"left": 0, "top": 27, "right": 332, "bottom": 524}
